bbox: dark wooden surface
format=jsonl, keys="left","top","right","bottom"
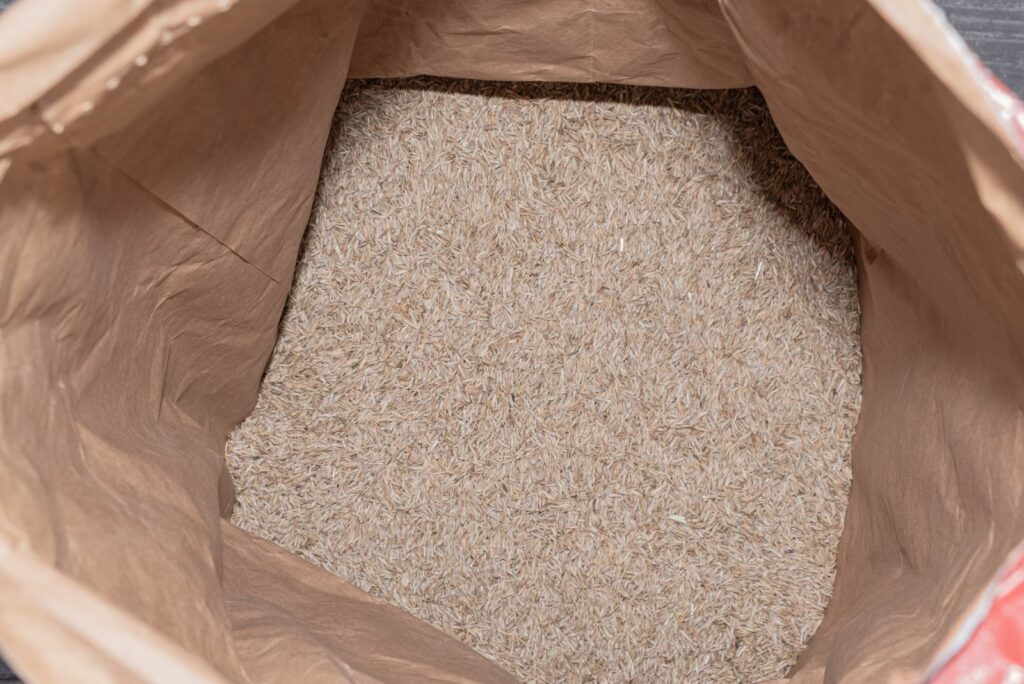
{"left": 0, "top": 658, "right": 19, "bottom": 682}
{"left": 936, "top": 0, "right": 1024, "bottom": 96}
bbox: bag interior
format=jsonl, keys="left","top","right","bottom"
{"left": 225, "top": 78, "right": 862, "bottom": 683}
{"left": 2, "top": 1, "right": 1023, "bottom": 682}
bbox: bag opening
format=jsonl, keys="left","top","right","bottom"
{"left": 2, "top": 0, "right": 1023, "bottom": 682}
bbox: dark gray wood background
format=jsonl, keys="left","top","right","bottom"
{"left": 936, "top": 0, "right": 1024, "bottom": 95}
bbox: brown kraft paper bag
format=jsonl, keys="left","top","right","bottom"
{"left": 1, "top": 0, "right": 1023, "bottom": 681}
